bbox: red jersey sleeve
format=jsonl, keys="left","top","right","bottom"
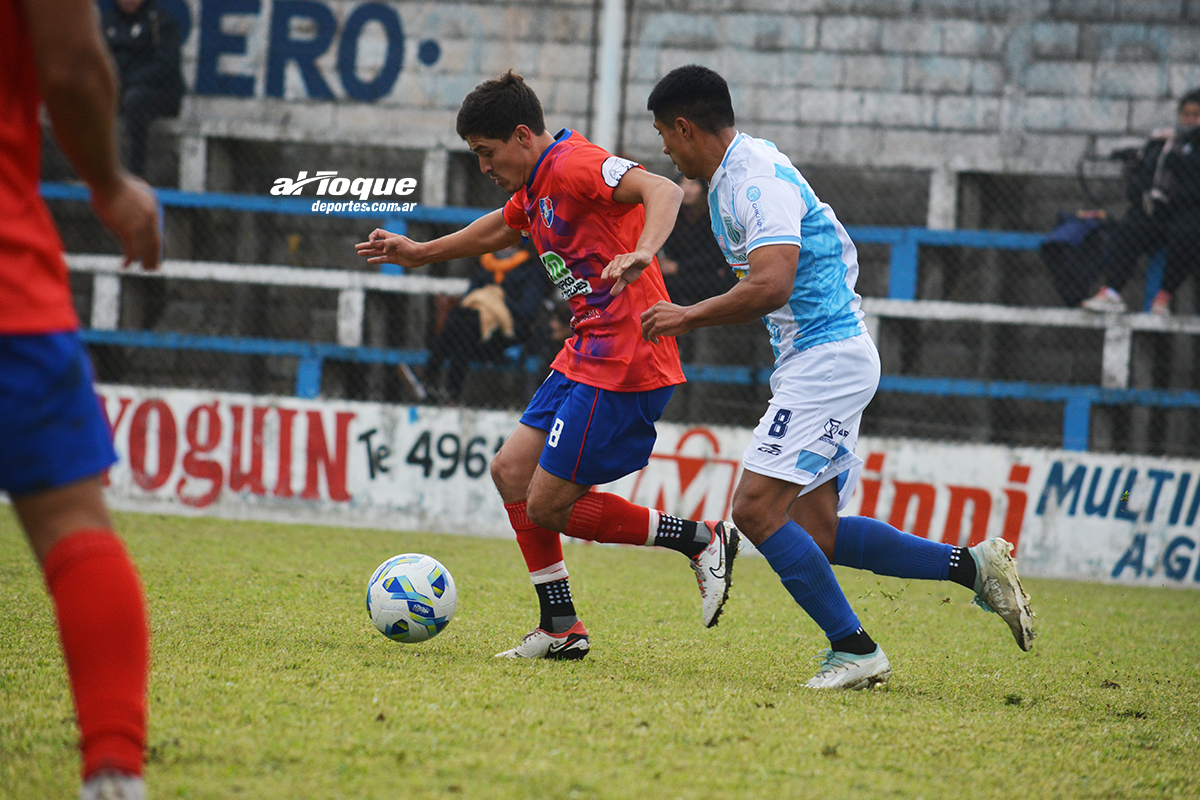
{"left": 556, "top": 146, "right": 643, "bottom": 217}
{"left": 503, "top": 190, "right": 532, "bottom": 232}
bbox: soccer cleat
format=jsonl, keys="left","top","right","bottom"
{"left": 805, "top": 645, "right": 892, "bottom": 690}
{"left": 494, "top": 621, "right": 590, "bottom": 660}
{"left": 1081, "top": 287, "right": 1127, "bottom": 312}
{"left": 969, "top": 537, "right": 1036, "bottom": 652}
{"left": 80, "top": 772, "right": 146, "bottom": 800}
{"left": 692, "top": 521, "right": 740, "bottom": 628}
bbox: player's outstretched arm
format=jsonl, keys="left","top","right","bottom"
{"left": 23, "top": 0, "right": 161, "bottom": 270}
{"left": 355, "top": 209, "right": 522, "bottom": 269}
{"left": 601, "top": 169, "right": 683, "bottom": 295}
{"left": 641, "top": 244, "right": 797, "bottom": 343}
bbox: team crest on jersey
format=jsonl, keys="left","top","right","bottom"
{"left": 722, "top": 215, "right": 742, "bottom": 246}
{"left": 539, "top": 197, "right": 554, "bottom": 228}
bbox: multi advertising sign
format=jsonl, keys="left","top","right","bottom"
{"left": 94, "top": 385, "right": 1200, "bottom": 589}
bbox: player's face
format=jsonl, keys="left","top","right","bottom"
{"left": 466, "top": 134, "right": 528, "bottom": 194}
{"left": 654, "top": 118, "right": 699, "bottom": 179}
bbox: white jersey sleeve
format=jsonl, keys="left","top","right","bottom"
{"left": 732, "top": 172, "right": 805, "bottom": 254}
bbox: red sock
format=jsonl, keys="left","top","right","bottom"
{"left": 505, "top": 501, "right": 565, "bottom": 575}
{"left": 565, "top": 492, "right": 651, "bottom": 545}
{"left": 42, "top": 530, "right": 148, "bottom": 779}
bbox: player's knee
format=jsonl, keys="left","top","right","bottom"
{"left": 490, "top": 449, "right": 522, "bottom": 498}
{"left": 730, "top": 494, "right": 775, "bottom": 545}
{"left": 524, "top": 496, "right": 566, "bottom": 532}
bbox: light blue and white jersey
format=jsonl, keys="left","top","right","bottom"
{"left": 708, "top": 132, "right": 866, "bottom": 366}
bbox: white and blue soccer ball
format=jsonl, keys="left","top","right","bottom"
{"left": 366, "top": 553, "right": 457, "bottom": 643}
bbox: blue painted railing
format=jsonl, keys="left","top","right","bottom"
{"left": 45, "top": 182, "right": 1197, "bottom": 451}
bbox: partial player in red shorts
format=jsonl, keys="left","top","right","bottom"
{"left": 357, "top": 72, "right": 741, "bottom": 660}
{"left": 2, "top": 0, "right": 161, "bottom": 796}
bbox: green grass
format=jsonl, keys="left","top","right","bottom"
{"left": 2, "top": 510, "right": 1199, "bottom": 799}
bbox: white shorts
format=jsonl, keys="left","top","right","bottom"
{"left": 742, "top": 333, "right": 880, "bottom": 511}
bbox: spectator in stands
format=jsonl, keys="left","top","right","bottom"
{"left": 658, "top": 176, "right": 735, "bottom": 306}
{"left": 657, "top": 176, "right": 737, "bottom": 375}
{"left": 103, "top": 0, "right": 184, "bottom": 179}
{"left": 1082, "top": 89, "right": 1200, "bottom": 316}
{"left": 422, "top": 244, "right": 548, "bottom": 403}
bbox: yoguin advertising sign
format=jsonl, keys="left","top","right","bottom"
{"left": 91, "top": 386, "right": 1200, "bottom": 589}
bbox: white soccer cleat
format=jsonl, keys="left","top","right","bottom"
{"left": 494, "top": 621, "right": 590, "bottom": 660}
{"left": 81, "top": 772, "right": 146, "bottom": 800}
{"left": 805, "top": 646, "right": 892, "bottom": 690}
{"left": 691, "top": 520, "right": 740, "bottom": 628}
{"left": 970, "top": 537, "right": 1036, "bottom": 652}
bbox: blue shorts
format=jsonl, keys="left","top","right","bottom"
{"left": 520, "top": 370, "right": 674, "bottom": 486}
{"left": 0, "top": 331, "right": 117, "bottom": 496}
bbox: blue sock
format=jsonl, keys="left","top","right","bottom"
{"left": 756, "top": 521, "right": 861, "bottom": 642}
{"left": 834, "top": 516, "right": 952, "bottom": 581}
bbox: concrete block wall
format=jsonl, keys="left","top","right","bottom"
{"left": 169, "top": 0, "right": 1200, "bottom": 189}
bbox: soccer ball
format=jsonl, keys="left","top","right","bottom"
{"left": 366, "top": 553, "right": 457, "bottom": 643}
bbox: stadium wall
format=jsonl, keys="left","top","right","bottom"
{"left": 160, "top": 0, "right": 1200, "bottom": 198}
{"left": 87, "top": 385, "right": 1200, "bottom": 589}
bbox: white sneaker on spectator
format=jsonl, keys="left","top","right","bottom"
{"left": 1081, "top": 287, "right": 1126, "bottom": 312}
{"left": 1150, "top": 290, "right": 1172, "bottom": 316}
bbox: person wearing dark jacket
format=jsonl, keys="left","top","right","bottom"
{"left": 103, "top": 0, "right": 184, "bottom": 178}
{"left": 1083, "top": 89, "right": 1200, "bottom": 315}
{"left": 658, "top": 176, "right": 735, "bottom": 306}
{"left": 422, "top": 245, "right": 549, "bottom": 402}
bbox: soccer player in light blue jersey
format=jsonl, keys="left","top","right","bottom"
{"left": 628, "top": 65, "right": 1035, "bottom": 689}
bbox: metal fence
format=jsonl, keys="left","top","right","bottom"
{"left": 44, "top": 150, "right": 1200, "bottom": 460}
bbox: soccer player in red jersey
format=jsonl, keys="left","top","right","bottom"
{"left": 2, "top": 0, "right": 161, "bottom": 796}
{"left": 357, "top": 72, "right": 741, "bottom": 659}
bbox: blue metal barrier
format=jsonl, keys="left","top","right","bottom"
{"left": 47, "top": 183, "right": 1199, "bottom": 452}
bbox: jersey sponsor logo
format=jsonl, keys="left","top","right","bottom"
{"left": 539, "top": 250, "right": 592, "bottom": 300}
{"left": 746, "top": 186, "right": 761, "bottom": 201}
{"left": 820, "top": 422, "right": 849, "bottom": 441}
{"left": 539, "top": 197, "right": 555, "bottom": 228}
{"left": 750, "top": 200, "right": 766, "bottom": 233}
{"left": 601, "top": 156, "right": 638, "bottom": 188}
{"left": 722, "top": 215, "right": 742, "bottom": 246}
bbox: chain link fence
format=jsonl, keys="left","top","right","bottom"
{"left": 42, "top": 1, "right": 1200, "bottom": 460}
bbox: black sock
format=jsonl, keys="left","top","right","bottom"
{"left": 947, "top": 546, "right": 977, "bottom": 591}
{"left": 534, "top": 578, "right": 578, "bottom": 633}
{"left": 830, "top": 627, "right": 877, "bottom": 656}
{"left": 652, "top": 513, "right": 709, "bottom": 558}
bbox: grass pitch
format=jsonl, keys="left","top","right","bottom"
{"left": 2, "top": 511, "right": 1199, "bottom": 799}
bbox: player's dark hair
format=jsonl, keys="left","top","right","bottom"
{"left": 647, "top": 65, "right": 735, "bottom": 134}
{"left": 456, "top": 70, "right": 547, "bottom": 141}
{"left": 1180, "top": 88, "right": 1200, "bottom": 109}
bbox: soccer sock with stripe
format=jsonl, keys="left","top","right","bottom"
{"left": 833, "top": 516, "right": 977, "bottom": 589}
{"left": 506, "top": 501, "right": 578, "bottom": 633}
{"left": 756, "top": 520, "right": 868, "bottom": 648}
{"left": 564, "top": 492, "right": 709, "bottom": 557}
{"left": 42, "top": 530, "right": 148, "bottom": 779}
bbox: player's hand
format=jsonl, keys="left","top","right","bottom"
{"left": 641, "top": 300, "right": 689, "bottom": 344}
{"left": 601, "top": 249, "right": 653, "bottom": 296}
{"left": 355, "top": 229, "right": 427, "bottom": 268}
{"left": 91, "top": 172, "right": 161, "bottom": 271}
